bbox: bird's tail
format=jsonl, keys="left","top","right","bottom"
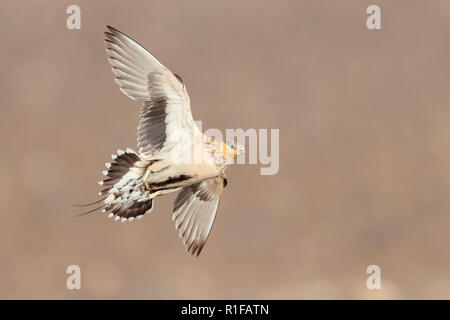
{"left": 77, "top": 148, "right": 154, "bottom": 222}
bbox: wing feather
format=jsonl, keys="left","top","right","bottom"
{"left": 172, "top": 177, "right": 225, "bottom": 256}
{"left": 104, "top": 26, "right": 201, "bottom": 157}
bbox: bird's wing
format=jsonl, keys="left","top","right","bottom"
{"left": 104, "top": 26, "right": 201, "bottom": 157}
{"left": 172, "top": 176, "right": 226, "bottom": 256}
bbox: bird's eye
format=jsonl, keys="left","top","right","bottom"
{"left": 231, "top": 145, "right": 235, "bottom": 149}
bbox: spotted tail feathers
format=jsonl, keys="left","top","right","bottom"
{"left": 78, "top": 148, "right": 154, "bottom": 222}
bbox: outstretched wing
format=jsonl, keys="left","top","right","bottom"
{"left": 104, "top": 26, "right": 201, "bottom": 157}
{"left": 172, "top": 176, "right": 226, "bottom": 256}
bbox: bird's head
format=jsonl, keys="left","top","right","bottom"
{"left": 221, "top": 140, "right": 246, "bottom": 160}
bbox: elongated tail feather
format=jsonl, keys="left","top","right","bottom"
{"left": 72, "top": 197, "right": 106, "bottom": 207}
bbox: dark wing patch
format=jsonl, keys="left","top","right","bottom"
{"left": 137, "top": 97, "right": 167, "bottom": 154}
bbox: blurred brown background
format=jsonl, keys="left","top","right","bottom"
{"left": 1, "top": 0, "right": 450, "bottom": 299}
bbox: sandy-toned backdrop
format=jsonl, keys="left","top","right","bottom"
{"left": 1, "top": 0, "right": 450, "bottom": 299}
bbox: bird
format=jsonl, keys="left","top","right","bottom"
{"left": 78, "top": 26, "right": 245, "bottom": 256}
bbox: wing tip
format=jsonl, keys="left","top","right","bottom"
{"left": 188, "top": 242, "right": 205, "bottom": 257}
{"left": 106, "top": 25, "right": 119, "bottom": 34}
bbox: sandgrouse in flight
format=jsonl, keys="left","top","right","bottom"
{"left": 80, "top": 26, "right": 245, "bottom": 256}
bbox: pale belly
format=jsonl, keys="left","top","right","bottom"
{"left": 142, "top": 140, "right": 224, "bottom": 190}
{"left": 143, "top": 159, "right": 221, "bottom": 191}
